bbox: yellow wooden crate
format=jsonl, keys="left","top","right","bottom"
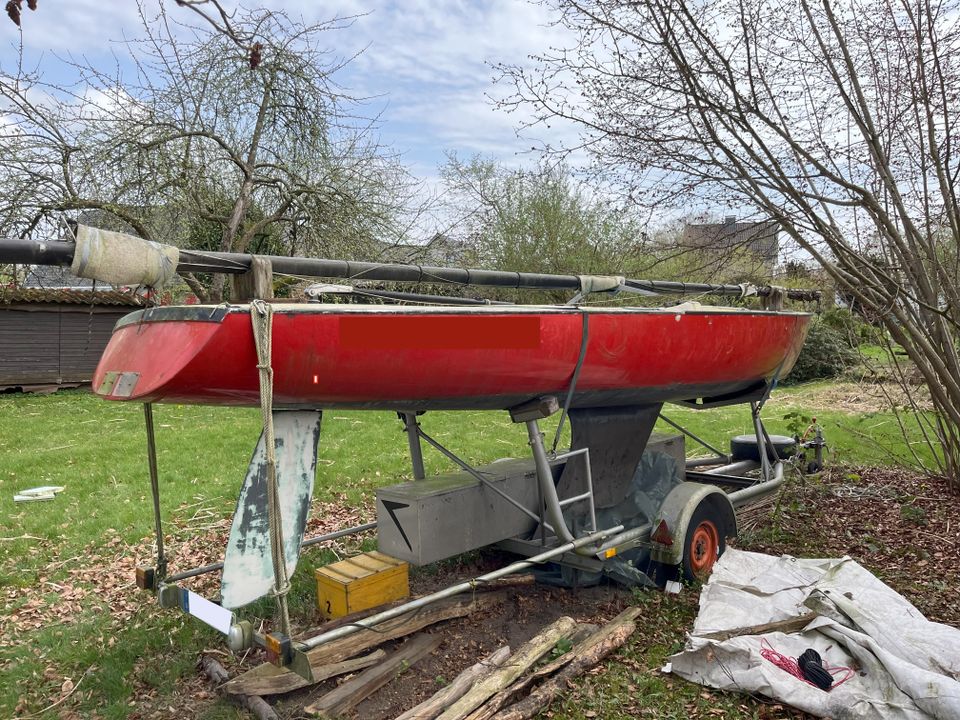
{"left": 314, "top": 551, "right": 409, "bottom": 619}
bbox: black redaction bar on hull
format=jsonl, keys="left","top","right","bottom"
{"left": 0, "top": 236, "right": 821, "bottom": 301}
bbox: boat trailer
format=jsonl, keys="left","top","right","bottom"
{"left": 134, "top": 390, "right": 814, "bottom": 682}
{"left": 0, "top": 226, "right": 823, "bottom": 680}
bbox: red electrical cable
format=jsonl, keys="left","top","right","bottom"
{"left": 760, "top": 639, "right": 855, "bottom": 690}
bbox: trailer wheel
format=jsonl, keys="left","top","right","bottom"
{"left": 682, "top": 504, "right": 726, "bottom": 582}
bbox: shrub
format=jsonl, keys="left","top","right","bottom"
{"left": 820, "top": 306, "right": 885, "bottom": 346}
{"left": 781, "top": 318, "right": 859, "bottom": 384}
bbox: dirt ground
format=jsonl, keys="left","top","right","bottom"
{"left": 275, "top": 560, "right": 633, "bottom": 720}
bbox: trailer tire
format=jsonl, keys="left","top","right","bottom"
{"left": 682, "top": 503, "right": 727, "bottom": 582}
{"left": 730, "top": 434, "right": 795, "bottom": 462}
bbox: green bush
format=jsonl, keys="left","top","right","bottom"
{"left": 781, "top": 318, "right": 859, "bottom": 384}
{"left": 819, "top": 307, "right": 884, "bottom": 345}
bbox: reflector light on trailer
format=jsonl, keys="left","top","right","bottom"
{"left": 651, "top": 519, "right": 673, "bottom": 546}
{"left": 181, "top": 589, "right": 233, "bottom": 634}
{"left": 265, "top": 632, "right": 292, "bottom": 667}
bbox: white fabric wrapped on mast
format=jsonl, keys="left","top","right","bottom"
{"left": 577, "top": 274, "right": 624, "bottom": 294}
{"left": 70, "top": 224, "right": 179, "bottom": 288}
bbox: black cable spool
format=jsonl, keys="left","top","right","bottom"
{"left": 797, "top": 648, "right": 834, "bottom": 691}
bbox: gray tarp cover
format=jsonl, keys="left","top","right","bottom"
{"left": 669, "top": 549, "right": 960, "bottom": 719}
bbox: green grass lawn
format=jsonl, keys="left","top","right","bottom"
{"left": 0, "top": 384, "right": 933, "bottom": 718}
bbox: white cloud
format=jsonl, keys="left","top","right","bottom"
{"left": 0, "top": 1, "right": 146, "bottom": 56}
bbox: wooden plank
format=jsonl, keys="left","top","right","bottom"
{"left": 394, "top": 646, "right": 512, "bottom": 720}
{"left": 226, "top": 593, "right": 504, "bottom": 696}
{"left": 222, "top": 649, "right": 386, "bottom": 696}
{"left": 230, "top": 255, "right": 273, "bottom": 301}
{"left": 305, "top": 633, "right": 442, "bottom": 718}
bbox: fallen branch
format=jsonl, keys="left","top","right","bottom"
{"left": 20, "top": 666, "right": 92, "bottom": 719}
{"left": 200, "top": 654, "right": 277, "bottom": 720}
{"left": 437, "top": 616, "right": 579, "bottom": 720}
{"left": 306, "top": 633, "right": 442, "bottom": 718}
{"left": 227, "top": 592, "right": 505, "bottom": 696}
{"left": 697, "top": 612, "right": 818, "bottom": 642}
{"left": 395, "top": 645, "right": 512, "bottom": 720}
{"left": 470, "top": 574, "right": 536, "bottom": 591}
{"left": 462, "top": 624, "right": 598, "bottom": 720}
{"left": 486, "top": 608, "right": 640, "bottom": 720}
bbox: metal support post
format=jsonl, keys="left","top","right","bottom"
{"left": 401, "top": 413, "right": 426, "bottom": 480}
{"left": 750, "top": 402, "right": 774, "bottom": 482}
{"left": 164, "top": 521, "right": 377, "bottom": 583}
{"left": 525, "top": 419, "right": 575, "bottom": 544}
{"left": 659, "top": 413, "right": 729, "bottom": 461}
{"left": 143, "top": 403, "right": 167, "bottom": 580}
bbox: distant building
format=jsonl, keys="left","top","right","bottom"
{"left": 682, "top": 216, "right": 780, "bottom": 272}
{"left": 1, "top": 266, "right": 143, "bottom": 391}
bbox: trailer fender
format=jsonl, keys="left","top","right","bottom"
{"left": 649, "top": 482, "right": 737, "bottom": 568}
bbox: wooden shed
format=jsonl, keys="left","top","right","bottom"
{"left": 0, "top": 288, "right": 144, "bottom": 391}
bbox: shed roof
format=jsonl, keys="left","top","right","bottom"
{"left": 0, "top": 288, "right": 145, "bottom": 306}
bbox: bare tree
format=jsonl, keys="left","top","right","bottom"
{"left": 0, "top": 2, "right": 426, "bottom": 301}
{"left": 441, "top": 154, "right": 648, "bottom": 283}
{"left": 499, "top": 0, "right": 960, "bottom": 487}
{"left": 172, "top": 0, "right": 265, "bottom": 68}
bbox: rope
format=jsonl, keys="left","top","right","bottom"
{"left": 759, "top": 639, "right": 854, "bottom": 691}
{"left": 551, "top": 310, "right": 590, "bottom": 454}
{"left": 250, "top": 299, "right": 292, "bottom": 637}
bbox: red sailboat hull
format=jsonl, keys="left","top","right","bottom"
{"left": 93, "top": 304, "right": 811, "bottom": 410}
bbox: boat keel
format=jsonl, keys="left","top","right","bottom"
{"left": 220, "top": 410, "right": 322, "bottom": 609}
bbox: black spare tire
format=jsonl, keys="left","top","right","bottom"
{"left": 730, "top": 434, "right": 796, "bottom": 462}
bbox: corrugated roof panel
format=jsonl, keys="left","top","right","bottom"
{"left": 0, "top": 288, "right": 145, "bottom": 306}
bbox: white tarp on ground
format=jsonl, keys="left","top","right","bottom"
{"left": 668, "top": 549, "right": 960, "bottom": 719}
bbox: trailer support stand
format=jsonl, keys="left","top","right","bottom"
{"left": 143, "top": 403, "right": 167, "bottom": 583}
{"left": 401, "top": 412, "right": 426, "bottom": 480}
{"left": 525, "top": 418, "right": 576, "bottom": 544}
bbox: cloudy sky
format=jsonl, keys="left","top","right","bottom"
{"left": 0, "top": 0, "right": 577, "bottom": 185}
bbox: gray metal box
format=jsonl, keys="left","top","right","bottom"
{"left": 376, "top": 433, "right": 685, "bottom": 566}
{"left": 376, "top": 458, "right": 541, "bottom": 566}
